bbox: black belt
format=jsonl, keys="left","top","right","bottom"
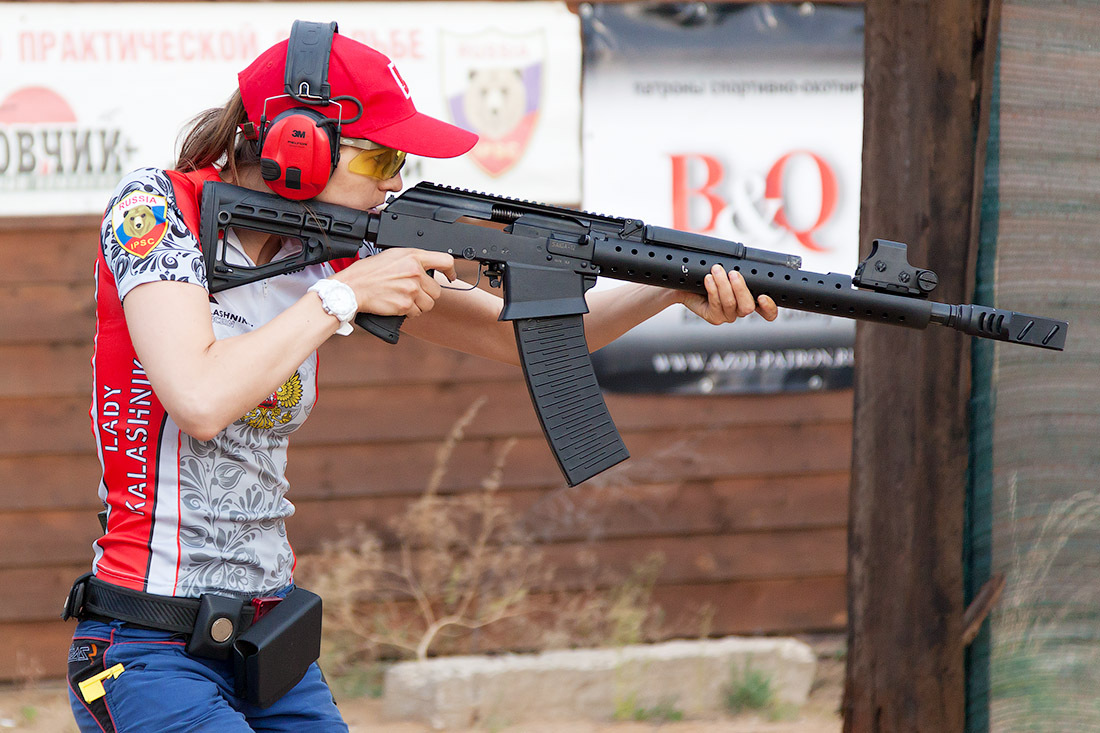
{"left": 63, "top": 573, "right": 321, "bottom": 702}
{"left": 87, "top": 577, "right": 257, "bottom": 633}
{"left": 62, "top": 573, "right": 261, "bottom": 654}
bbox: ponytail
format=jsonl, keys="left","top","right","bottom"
{"left": 175, "top": 90, "right": 259, "bottom": 181}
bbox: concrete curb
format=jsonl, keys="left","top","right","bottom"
{"left": 382, "top": 636, "right": 817, "bottom": 729}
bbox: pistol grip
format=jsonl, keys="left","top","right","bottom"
{"left": 352, "top": 268, "right": 439, "bottom": 344}
{"left": 354, "top": 313, "right": 404, "bottom": 344}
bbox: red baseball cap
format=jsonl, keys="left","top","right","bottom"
{"left": 239, "top": 32, "right": 477, "bottom": 158}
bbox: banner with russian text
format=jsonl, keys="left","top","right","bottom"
{"left": 582, "top": 3, "right": 864, "bottom": 394}
{"left": 0, "top": 2, "right": 580, "bottom": 216}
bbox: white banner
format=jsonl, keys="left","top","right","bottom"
{"left": 582, "top": 4, "right": 864, "bottom": 394}
{"left": 0, "top": 2, "right": 581, "bottom": 216}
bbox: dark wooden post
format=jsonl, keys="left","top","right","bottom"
{"left": 843, "top": 1, "right": 995, "bottom": 731}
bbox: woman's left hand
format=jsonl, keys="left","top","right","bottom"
{"left": 681, "top": 264, "right": 779, "bottom": 324}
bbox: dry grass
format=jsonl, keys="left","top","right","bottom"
{"left": 297, "top": 398, "right": 666, "bottom": 678}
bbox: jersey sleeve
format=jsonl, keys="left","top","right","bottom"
{"left": 100, "top": 167, "right": 208, "bottom": 301}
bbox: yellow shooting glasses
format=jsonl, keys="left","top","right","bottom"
{"left": 340, "top": 137, "right": 408, "bottom": 180}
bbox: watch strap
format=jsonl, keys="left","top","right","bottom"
{"left": 308, "top": 279, "right": 356, "bottom": 336}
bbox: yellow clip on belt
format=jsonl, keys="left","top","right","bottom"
{"left": 78, "top": 663, "right": 125, "bottom": 703}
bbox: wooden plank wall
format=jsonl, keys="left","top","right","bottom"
{"left": 0, "top": 219, "right": 851, "bottom": 681}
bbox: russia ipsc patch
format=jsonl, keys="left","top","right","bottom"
{"left": 112, "top": 191, "right": 168, "bottom": 257}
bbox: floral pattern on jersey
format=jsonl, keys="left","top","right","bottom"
{"left": 100, "top": 167, "right": 206, "bottom": 300}
{"left": 173, "top": 359, "right": 314, "bottom": 597}
{"left": 177, "top": 433, "right": 296, "bottom": 596}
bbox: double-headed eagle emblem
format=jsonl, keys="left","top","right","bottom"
{"left": 240, "top": 372, "right": 303, "bottom": 430}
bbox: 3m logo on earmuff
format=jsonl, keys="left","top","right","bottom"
{"left": 259, "top": 108, "right": 339, "bottom": 199}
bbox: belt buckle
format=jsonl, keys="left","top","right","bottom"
{"left": 251, "top": 596, "right": 283, "bottom": 623}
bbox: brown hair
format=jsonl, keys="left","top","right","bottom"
{"left": 175, "top": 90, "right": 259, "bottom": 181}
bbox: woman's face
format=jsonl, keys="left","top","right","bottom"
{"left": 315, "top": 144, "right": 403, "bottom": 210}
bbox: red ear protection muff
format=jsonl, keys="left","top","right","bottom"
{"left": 259, "top": 107, "right": 339, "bottom": 200}
{"left": 253, "top": 20, "right": 362, "bottom": 200}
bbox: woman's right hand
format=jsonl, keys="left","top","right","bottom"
{"left": 332, "top": 248, "right": 457, "bottom": 318}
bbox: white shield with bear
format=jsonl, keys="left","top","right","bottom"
{"left": 441, "top": 29, "right": 545, "bottom": 177}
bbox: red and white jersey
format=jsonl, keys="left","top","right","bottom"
{"left": 90, "top": 167, "right": 339, "bottom": 598}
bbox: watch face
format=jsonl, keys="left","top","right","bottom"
{"left": 315, "top": 281, "right": 357, "bottom": 320}
{"left": 329, "top": 287, "right": 357, "bottom": 316}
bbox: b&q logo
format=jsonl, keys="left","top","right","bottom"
{"left": 671, "top": 151, "right": 839, "bottom": 253}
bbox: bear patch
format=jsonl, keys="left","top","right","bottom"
{"left": 122, "top": 205, "right": 156, "bottom": 238}
{"left": 111, "top": 192, "right": 168, "bottom": 258}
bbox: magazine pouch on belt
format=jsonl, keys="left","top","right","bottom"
{"left": 232, "top": 587, "right": 322, "bottom": 708}
{"left": 187, "top": 593, "right": 246, "bottom": 660}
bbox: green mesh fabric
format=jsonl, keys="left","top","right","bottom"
{"left": 972, "top": 2, "right": 1100, "bottom": 730}
{"left": 965, "top": 29, "right": 999, "bottom": 733}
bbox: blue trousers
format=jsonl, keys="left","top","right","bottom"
{"left": 67, "top": 619, "right": 348, "bottom": 732}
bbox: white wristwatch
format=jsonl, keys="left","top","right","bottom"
{"left": 308, "top": 279, "right": 357, "bottom": 336}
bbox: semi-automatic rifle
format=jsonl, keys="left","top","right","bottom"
{"left": 200, "top": 181, "right": 1068, "bottom": 486}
